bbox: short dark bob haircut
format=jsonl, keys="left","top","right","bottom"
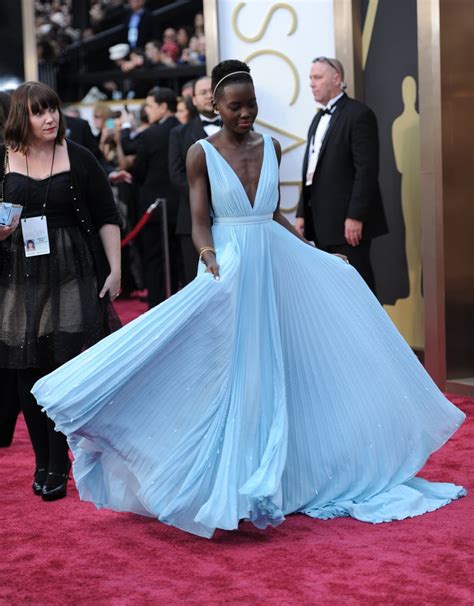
{"left": 4, "top": 81, "right": 65, "bottom": 153}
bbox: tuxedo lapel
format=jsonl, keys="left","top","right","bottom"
{"left": 317, "top": 95, "right": 348, "bottom": 164}
{"left": 189, "top": 117, "right": 207, "bottom": 144}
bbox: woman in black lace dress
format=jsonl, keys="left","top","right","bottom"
{"left": 0, "top": 82, "right": 122, "bottom": 500}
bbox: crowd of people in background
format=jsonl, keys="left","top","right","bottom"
{"left": 54, "top": 68, "right": 206, "bottom": 310}
{"left": 35, "top": 1, "right": 206, "bottom": 97}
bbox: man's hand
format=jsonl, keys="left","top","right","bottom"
{"left": 344, "top": 218, "right": 363, "bottom": 247}
{"left": 109, "top": 170, "right": 133, "bottom": 184}
{"left": 294, "top": 218, "right": 305, "bottom": 236}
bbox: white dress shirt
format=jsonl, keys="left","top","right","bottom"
{"left": 200, "top": 114, "right": 221, "bottom": 136}
{"left": 305, "top": 92, "right": 345, "bottom": 185}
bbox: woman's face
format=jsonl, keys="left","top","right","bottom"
{"left": 176, "top": 100, "right": 189, "bottom": 124}
{"left": 28, "top": 104, "right": 60, "bottom": 145}
{"left": 215, "top": 82, "right": 258, "bottom": 134}
{"left": 177, "top": 28, "right": 189, "bottom": 47}
{"left": 194, "top": 13, "right": 204, "bottom": 30}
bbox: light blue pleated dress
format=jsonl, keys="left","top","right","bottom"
{"left": 32, "top": 134, "right": 466, "bottom": 538}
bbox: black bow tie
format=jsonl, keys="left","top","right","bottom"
{"left": 319, "top": 107, "right": 333, "bottom": 116}
{"left": 202, "top": 118, "right": 222, "bottom": 127}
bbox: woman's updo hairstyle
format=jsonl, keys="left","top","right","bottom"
{"left": 211, "top": 59, "right": 252, "bottom": 100}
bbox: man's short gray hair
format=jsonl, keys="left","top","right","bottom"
{"left": 312, "top": 57, "right": 347, "bottom": 90}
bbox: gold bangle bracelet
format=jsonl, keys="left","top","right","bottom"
{"left": 198, "top": 247, "right": 216, "bottom": 264}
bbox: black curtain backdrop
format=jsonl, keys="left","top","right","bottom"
{"left": 362, "top": 0, "right": 418, "bottom": 304}
{"left": 0, "top": 0, "right": 24, "bottom": 86}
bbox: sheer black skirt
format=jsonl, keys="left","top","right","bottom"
{"left": 0, "top": 225, "right": 121, "bottom": 369}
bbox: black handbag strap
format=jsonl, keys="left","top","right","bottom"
{"left": 0, "top": 145, "right": 6, "bottom": 202}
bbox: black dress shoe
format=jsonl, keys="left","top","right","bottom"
{"left": 41, "top": 467, "right": 70, "bottom": 502}
{"left": 32, "top": 468, "right": 48, "bottom": 495}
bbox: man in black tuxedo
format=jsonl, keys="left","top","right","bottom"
{"left": 296, "top": 57, "right": 388, "bottom": 293}
{"left": 169, "top": 76, "right": 221, "bottom": 285}
{"left": 133, "top": 87, "right": 180, "bottom": 308}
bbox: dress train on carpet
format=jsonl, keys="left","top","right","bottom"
{"left": 33, "top": 135, "right": 466, "bottom": 538}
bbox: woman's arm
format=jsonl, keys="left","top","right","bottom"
{"left": 273, "top": 209, "right": 311, "bottom": 244}
{"left": 73, "top": 143, "right": 122, "bottom": 298}
{"left": 98, "top": 223, "right": 121, "bottom": 299}
{"left": 186, "top": 143, "right": 219, "bottom": 280}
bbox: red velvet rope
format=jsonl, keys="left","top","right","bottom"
{"left": 120, "top": 201, "right": 159, "bottom": 248}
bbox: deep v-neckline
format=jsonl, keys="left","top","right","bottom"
{"left": 206, "top": 135, "right": 266, "bottom": 209}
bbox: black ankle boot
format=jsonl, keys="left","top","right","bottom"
{"left": 32, "top": 468, "right": 48, "bottom": 495}
{"left": 42, "top": 464, "right": 70, "bottom": 502}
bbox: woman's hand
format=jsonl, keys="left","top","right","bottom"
{"left": 202, "top": 251, "right": 220, "bottom": 281}
{"left": 294, "top": 218, "right": 305, "bottom": 236}
{"left": 99, "top": 270, "right": 121, "bottom": 300}
{"left": 0, "top": 217, "right": 19, "bottom": 241}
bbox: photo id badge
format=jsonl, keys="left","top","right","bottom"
{"left": 21, "top": 216, "right": 50, "bottom": 257}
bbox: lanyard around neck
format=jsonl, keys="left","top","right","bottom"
{"left": 24, "top": 144, "right": 56, "bottom": 217}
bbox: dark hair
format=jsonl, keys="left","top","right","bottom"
{"left": 177, "top": 95, "right": 197, "bottom": 121}
{"left": 184, "top": 94, "right": 197, "bottom": 119}
{"left": 181, "top": 80, "right": 195, "bottom": 96}
{"left": 147, "top": 86, "right": 177, "bottom": 112}
{"left": 139, "top": 103, "right": 149, "bottom": 124}
{"left": 0, "top": 92, "right": 12, "bottom": 143}
{"left": 211, "top": 60, "right": 252, "bottom": 99}
{"left": 4, "top": 81, "right": 65, "bottom": 153}
{"left": 37, "top": 39, "right": 55, "bottom": 62}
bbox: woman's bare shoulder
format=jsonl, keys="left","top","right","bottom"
{"left": 186, "top": 141, "right": 207, "bottom": 178}
{"left": 271, "top": 136, "right": 282, "bottom": 163}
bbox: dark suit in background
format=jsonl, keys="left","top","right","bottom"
{"left": 297, "top": 94, "right": 388, "bottom": 293}
{"left": 168, "top": 116, "right": 207, "bottom": 285}
{"left": 133, "top": 115, "right": 180, "bottom": 307}
{"left": 65, "top": 115, "right": 101, "bottom": 160}
{"left": 124, "top": 7, "right": 154, "bottom": 49}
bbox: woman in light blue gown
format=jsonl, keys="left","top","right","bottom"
{"left": 32, "top": 60, "right": 466, "bottom": 539}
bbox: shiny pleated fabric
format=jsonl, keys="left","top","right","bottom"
{"left": 32, "top": 134, "right": 466, "bottom": 538}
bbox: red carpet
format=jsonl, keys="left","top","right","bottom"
{"left": 1, "top": 298, "right": 473, "bottom": 605}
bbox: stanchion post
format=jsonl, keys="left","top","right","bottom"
{"left": 156, "top": 197, "right": 171, "bottom": 299}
